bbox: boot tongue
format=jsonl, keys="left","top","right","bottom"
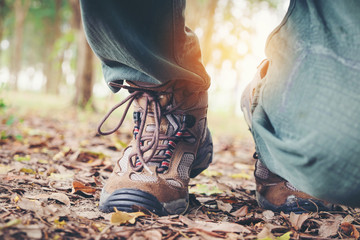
{"left": 133, "top": 92, "right": 171, "bottom": 110}
{"left": 128, "top": 80, "right": 204, "bottom": 111}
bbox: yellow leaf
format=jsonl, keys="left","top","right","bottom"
{"left": 14, "top": 195, "right": 20, "bottom": 203}
{"left": 112, "top": 136, "right": 128, "bottom": 150}
{"left": 92, "top": 223, "right": 106, "bottom": 232}
{"left": 20, "top": 168, "right": 36, "bottom": 174}
{"left": 201, "top": 169, "right": 223, "bottom": 177}
{"left": 80, "top": 140, "right": 89, "bottom": 147}
{"left": 62, "top": 146, "right": 71, "bottom": 152}
{"left": 189, "top": 184, "right": 223, "bottom": 196}
{"left": 14, "top": 154, "right": 31, "bottom": 162}
{"left": 53, "top": 235, "right": 61, "bottom": 240}
{"left": 230, "top": 172, "right": 252, "bottom": 180}
{"left": 0, "top": 218, "right": 21, "bottom": 230}
{"left": 53, "top": 151, "right": 64, "bottom": 161}
{"left": 276, "top": 231, "right": 292, "bottom": 240}
{"left": 54, "top": 218, "right": 66, "bottom": 228}
{"left": 110, "top": 209, "right": 145, "bottom": 225}
{"left": 41, "top": 148, "right": 49, "bottom": 154}
{"left": 37, "top": 159, "right": 49, "bottom": 164}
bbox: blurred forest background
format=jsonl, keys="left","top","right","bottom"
{"left": 0, "top": 0, "right": 287, "bottom": 115}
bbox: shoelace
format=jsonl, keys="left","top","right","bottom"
{"left": 98, "top": 82, "right": 193, "bottom": 175}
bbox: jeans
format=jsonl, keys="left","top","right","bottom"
{"left": 79, "top": 0, "right": 210, "bottom": 93}
{"left": 80, "top": 0, "right": 360, "bottom": 206}
{"left": 248, "top": 0, "right": 360, "bottom": 206}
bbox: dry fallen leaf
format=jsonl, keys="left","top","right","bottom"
{"left": 341, "top": 222, "right": 360, "bottom": 239}
{"left": 49, "top": 172, "right": 74, "bottom": 180}
{"left": 53, "top": 151, "right": 65, "bottom": 161}
{"left": 318, "top": 219, "right": 341, "bottom": 238}
{"left": 262, "top": 210, "right": 275, "bottom": 220}
{"left": 342, "top": 214, "right": 355, "bottom": 224}
{"left": 231, "top": 205, "right": 248, "bottom": 217}
{"left": 230, "top": 172, "right": 252, "bottom": 180}
{"left": 4, "top": 98, "right": 360, "bottom": 240}
{"left": 76, "top": 150, "right": 106, "bottom": 163}
{"left": 143, "top": 229, "right": 163, "bottom": 240}
{"left": 110, "top": 208, "right": 145, "bottom": 225}
{"left": 179, "top": 215, "right": 250, "bottom": 234}
{"left": 49, "top": 192, "right": 71, "bottom": 206}
{"left": 201, "top": 169, "right": 223, "bottom": 177}
{"left": 257, "top": 226, "right": 275, "bottom": 239}
{"left": 216, "top": 200, "right": 233, "bottom": 213}
{"left": 0, "top": 219, "right": 21, "bottom": 230}
{"left": 72, "top": 180, "right": 96, "bottom": 194}
{"left": 189, "top": 183, "right": 223, "bottom": 196}
{"left": 17, "top": 198, "right": 55, "bottom": 217}
{"left": 27, "top": 193, "right": 70, "bottom": 207}
{"left": 289, "top": 212, "right": 309, "bottom": 230}
{"left": 76, "top": 211, "right": 102, "bottom": 220}
{"left": 20, "top": 167, "right": 36, "bottom": 174}
{"left": 17, "top": 224, "right": 43, "bottom": 239}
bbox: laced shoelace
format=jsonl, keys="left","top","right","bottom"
{"left": 98, "top": 82, "right": 194, "bottom": 175}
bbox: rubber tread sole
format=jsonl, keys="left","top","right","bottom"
{"left": 99, "top": 188, "right": 169, "bottom": 216}
{"left": 256, "top": 191, "right": 334, "bottom": 214}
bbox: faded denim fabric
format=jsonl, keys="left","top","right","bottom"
{"left": 251, "top": 0, "right": 360, "bottom": 206}
{"left": 80, "top": 0, "right": 210, "bottom": 93}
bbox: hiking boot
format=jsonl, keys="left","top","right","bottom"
{"left": 254, "top": 154, "right": 334, "bottom": 213}
{"left": 241, "top": 60, "right": 334, "bottom": 213}
{"left": 97, "top": 81, "right": 213, "bottom": 216}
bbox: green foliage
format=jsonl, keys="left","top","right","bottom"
{"left": 0, "top": 0, "right": 10, "bottom": 19}
{"left": 277, "top": 232, "right": 292, "bottom": 240}
{"left": 1, "top": 131, "right": 7, "bottom": 140}
{"left": 14, "top": 154, "right": 31, "bottom": 162}
{"left": 5, "top": 115, "right": 15, "bottom": 126}
{"left": 52, "top": 30, "right": 75, "bottom": 62}
{"left": 259, "top": 231, "right": 292, "bottom": 240}
{"left": 23, "top": 0, "right": 71, "bottom": 65}
{"left": 0, "top": 99, "right": 6, "bottom": 111}
{"left": 190, "top": 184, "right": 223, "bottom": 196}
{"left": 0, "top": 98, "right": 23, "bottom": 140}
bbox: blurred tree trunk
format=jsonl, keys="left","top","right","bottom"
{"left": 44, "top": 0, "right": 62, "bottom": 94}
{"left": 70, "top": 0, "right": 95, "bottom": 109}
{"left": 74, "top": 30, "right": 95, "bottom": 108}
{"left": 0, "top": 0, "right": 6, "bottom": 56}
{"left": 185, "top": 0, "right": 218, "bottom": 66}
{"left": 10, "top": 0, "right": 30, "bottom": 90}
{"left": 199, "top": 0, "right": 217, "bottom": 66}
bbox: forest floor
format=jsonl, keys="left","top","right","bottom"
{"left": 1, "top": 92, "right": 360, "bottom": 240}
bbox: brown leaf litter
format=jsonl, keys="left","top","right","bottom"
{"left": 1, "top": 113, "right": 360, "bottom": 239}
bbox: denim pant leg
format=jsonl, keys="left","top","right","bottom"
{"left": 79, "top": 0, "right": 210, "bottom": 92}
{"left": 247, "top": 0, "right": 360, "bottom": 207}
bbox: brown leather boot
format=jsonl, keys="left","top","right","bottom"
{"left": 98, "top": 81, "right": 213, "bottom": 215}
{"left": 254, "top": 155, "right": 334, "bottom": 213}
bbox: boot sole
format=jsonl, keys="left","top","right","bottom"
{"left": 256, "top": 191, "right": 335, "bottom": 214}
{"left": 99, "top": 188, "right": 169, "bottom": 215}
{"left": 99, "top": 128, "right": 213, "bottom": 215}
